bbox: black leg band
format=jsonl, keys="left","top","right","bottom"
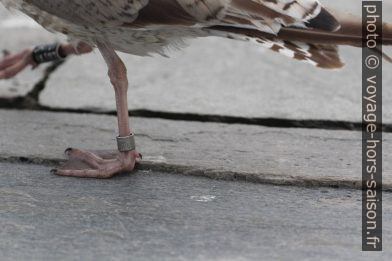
{"left": 32, "top": 43, "right": 66, "bottom": 65}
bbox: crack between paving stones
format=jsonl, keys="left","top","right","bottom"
{"left": 0, "top": 105, "right": 387, "bottom": 132}
{"left": 1, "top": 155, "right": 389, "bottom": 191}
{"left": 0, "top": 59, "right": 388, "bottom": 132}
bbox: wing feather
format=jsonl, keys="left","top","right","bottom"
{"left": 0, "top": 0, "right": 344, "bottom": 66}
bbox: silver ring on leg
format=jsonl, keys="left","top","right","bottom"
{"left": 117, "top": 133, "right": 136, "bottom": 152}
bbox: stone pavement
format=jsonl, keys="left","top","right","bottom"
{"left": 1, "top": 162, "right": 392, "bottom": 261}
{"left": 1, "top": 1, "right": 392, "bottom": 260}
{"left": 0, "top": 109, "right": 391, "bottom": 190}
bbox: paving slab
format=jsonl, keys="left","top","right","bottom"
{"left": 0, "top": 109, "right": 391, "bottom": 189}
{"left": 1, "top": 162, "right": 391, "bottom": 261}
{"left": 1, "top": 2, "right": 392, "bottom": 123}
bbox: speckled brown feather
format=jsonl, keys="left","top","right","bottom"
{"left": 1, "top": 0, "right": 387, "bottom": 69}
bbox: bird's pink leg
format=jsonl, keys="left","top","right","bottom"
{"left": 0, "top": 41, "right": 92, "bottom": 79}
{"left": 54, "top": 42, "right": 141, "bottom": 178}
{"left": 0, "top": 48, "right": 35, "bottom": 79}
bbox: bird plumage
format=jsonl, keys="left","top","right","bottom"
{"left": 0, "top": 0, "right": 388, "bottom": 68}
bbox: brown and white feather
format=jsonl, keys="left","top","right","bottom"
{"left": 0, "top": 0, "right": 389, "bottom": 69}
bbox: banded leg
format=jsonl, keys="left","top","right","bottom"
{"left": 0, "top": 41, "right": 92, "bottom": 79}
{"left": 54, "top": 42, "right": 141, "bottom": 178}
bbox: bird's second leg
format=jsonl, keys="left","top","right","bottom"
{"left": 54, "top": 42, "right": 141, "bottom": 178}
{"left": 0, "top": 41, "right": 92, "bottom": 79}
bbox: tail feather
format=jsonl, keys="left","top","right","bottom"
{"left": 306, "top": 7, "right": 341, "bottom": 32}
{"left": 210, "top": 26, "right": 344, "bottom": 68}
{"left": 328, "top": 8, "right": 392, "bottom": 42}
{"left": 209, "top": 7, "right": 392, "bottom": 69}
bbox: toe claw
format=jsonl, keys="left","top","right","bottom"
{"left": 50, "top": 169, "right": 58, "bottom": 175}
{"left": 2, "top": 49, "right": 10, "bottom": 57}
{"left": 64, "top": 147, "right": 73, "bottom": 156}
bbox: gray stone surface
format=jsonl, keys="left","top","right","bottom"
{"left": 1, "top": 162, "right": 391, "bottom": 261}
{"left": 1, "top": 2, "right": 392, "bottom": 122}
{"left": 0, "top": 109, "right": 391, "bottom": 189}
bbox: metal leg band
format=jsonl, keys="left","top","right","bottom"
{"left": 32, "top": 43, "right": 66, "bottom": 65}
{"left": 117, "top": 133, "right": 136, "bottom": 152}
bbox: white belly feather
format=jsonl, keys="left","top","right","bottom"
{"left": 0, "top": 0, "right": 208, "bottom": 56}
